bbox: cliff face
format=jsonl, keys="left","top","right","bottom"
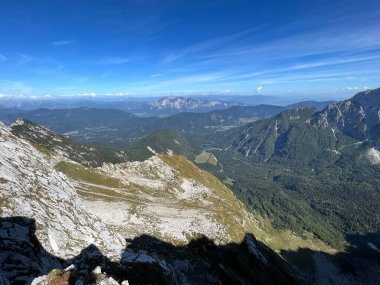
{"left": 0, "top": 122, "right": 124, "bottom": 283}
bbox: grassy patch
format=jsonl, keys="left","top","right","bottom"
{"left": 160, "top": 155, "right": 224, "bottom": 192}
{"left": 55, "top": 161, "right": 121, "bottom": 188}
{"left": 195, "top": 151, "right": 211, "bottom": 163}
{"left": 208, "top": 153, "right": 218, "bottom": 166}
{"left": 222, "top": 177, "right": 235, "bottom": 186}
{"left": 195, "top": 151, "right": 218, "bottom": 166}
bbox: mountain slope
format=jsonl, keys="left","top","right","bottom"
{"left": 286, "top": 100, "right": 334, "bottom": 111}
{"left": 56, "top": 154, "right": 261, "bottom": 245}
{"left": 201, "top": 89, "right": 380, "bottom": 250}
{"left": 218, "top": 88, "right": 380, "bottom": 166}
{"left": 0, "top": 122, "right": 124, "bottom": 283}
{"left": 0, "top": 121, "right": 299, "bottom": 284}
{"left": 10, "top": 119, "right": 128, "bottom": 167}
{"left": 154, "top": 104, "right": 287, "bottom": 133}
{"left": 126, "top": 129, "right": 194, "bottom": 161}
{"left": 10, "top": 107, "right": 136, "bottom": 133}
{"left": 312, "top": 88, "right": 380, "bottom": 140}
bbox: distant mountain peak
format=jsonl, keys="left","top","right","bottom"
{"left": 313, "top": 88, "right": 380, "bottom": 139}
{"left": 150, "top": 96, "right": 236, "bottom": 111}
{"left": 351, "top": 87, "right": 380, "bottom": 106}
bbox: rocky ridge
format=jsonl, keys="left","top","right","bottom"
{"left": 10, "top": 119, "right": 128, "bottom": 167}
{"left": 0, "top": 121, "right": 297, "bottom": 284}
{"left": 59, "top": 154, "right": 261, "bottom": 245}
{"left": 0, "top": 122, "right": 124, "bottom": 283}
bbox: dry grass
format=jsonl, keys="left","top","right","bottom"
{"left": 55, "top": 161, "right": 121, "bottom": 188}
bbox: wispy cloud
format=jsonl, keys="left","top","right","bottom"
{"left": 51, "top": 39, "right": 75, "bottom": 47}
{"left": 76, "top": 76, "right": 89, "bottom": 82}
{"left": 197, "top": 22, "right": 380, "bottom": 68}
{"left": 169, "top": 10, "right": 380, "bottom": 78}
{"left": 126, "top": 72, "right": 229, "bottom": 92}
{"left": 94, "top": 57, "right": 129, "bottom": 65}
{"left": 227, "top": 55, "right": 380, "bottom": 81}
{"left": 284, "top": 55, "right": 380, "bottom": 71}
{"left": 100, "top": 71, "right": 112, "bottom": 80}
{"left": 161, "top": 27, "right": 260, "bottom": 64}
{"left": 0, "top": 79, "right": 34, "bottom": 94}
{"left": 16, "top": 53, "right": 33, "bottom": 65}
{"left": 48, "top": 59, "right": 64, "bottom": 70}
{"left": 2, "top": 2, "right": 379, "bottom": 97}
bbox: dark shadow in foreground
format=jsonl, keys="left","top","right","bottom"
{"left": 3, "top": 216, "right": 380, "bottom": 284}
{"left": 281, "top": 232, "right": 380, "bottom": 284}
{"left": 0, "top": 216, "right": 298, "bottom": 285}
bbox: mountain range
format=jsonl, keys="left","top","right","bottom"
{"left": 0, "top": 89, "right": 379, "bottom": 284}
{"left": 0, "top": 99, "right": 333, "bottom": 149}
{"left": 0, "top": 94, "right": 328, "bottom": 115}
{"left": 203, "top": 89, "right": 380, "bottom": 252}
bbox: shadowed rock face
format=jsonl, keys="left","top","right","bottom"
{"left": 0, "top": 217, "right": 63, "bottom": 285}
{"left": 2, "top": 217, "right": 380, "bottom": 285}
{"left": 0, "top": 216, "right": 298, "bottom": 285}
{"left": 282, "top": 232, "right": 380, "bottom": 285}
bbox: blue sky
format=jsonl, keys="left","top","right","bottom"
{"left": 0, "top": 0, "right": 379, "bottom": 98}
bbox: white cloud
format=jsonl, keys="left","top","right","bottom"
{"left": 150, "top": 73, "right": 162, "bottom": 78}
{"left": 0, "top": 54, "right": 6, "bottom": 62}
{"left": 255, "top": 86, "right": 263, "bottom": 94}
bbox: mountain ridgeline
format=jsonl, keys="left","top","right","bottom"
{"left": 10, "top": 119, "right": 128, "bottom": 167}
{"left": 148, "top": 96, "right": 239, "bottom": 115}
{"left": 216, "top": 88, "right": 380, "bottom": 165}
{"left": 0, "top": 122, "right": 298, "bottom": 285}
{"left": 205, "top": 89, "right": 380, "bottom": 250}
{"left": 1, "top": 99, "right": 332, "bottom": 148}
{"left": 0, "top": 90, "right": 379, "bottom": 284}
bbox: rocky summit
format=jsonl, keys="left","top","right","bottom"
{"left": 0, "top": 122, "right": 296, "bottom": 284}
